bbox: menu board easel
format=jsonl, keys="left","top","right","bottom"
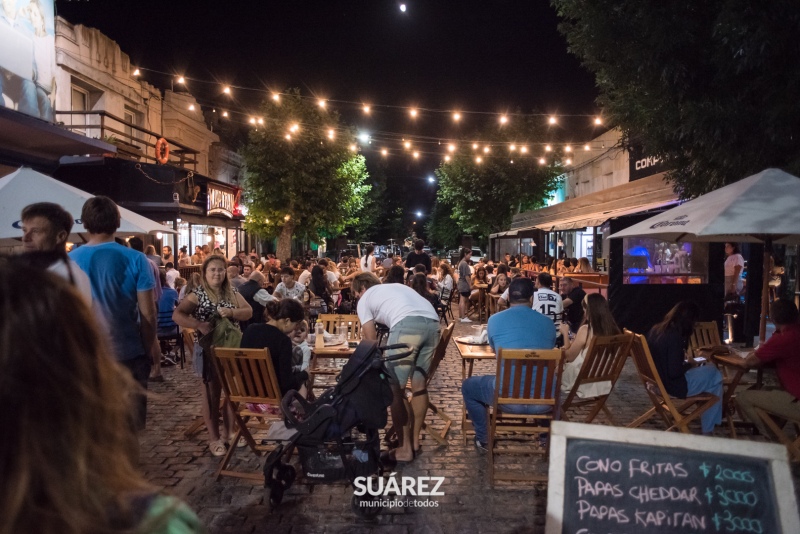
{"left": 546, "top": 421, "right": 800, "bottom": 533}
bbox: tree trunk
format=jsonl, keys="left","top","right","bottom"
{"left": 276, "top": 221, "right": 294, "bottom": 262}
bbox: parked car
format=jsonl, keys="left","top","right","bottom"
{"left": 470, "top": 247, "right": 484, "bottom": 263}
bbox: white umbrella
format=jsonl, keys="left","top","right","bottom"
{"left": 0, "top": 167, "right": 176, "bottom": 246}
{"left": 610, "top": 168, "right": 800, "bottom": 341}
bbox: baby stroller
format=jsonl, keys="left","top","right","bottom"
{"left": 263, "top": 340, "right": 411, "bottom": 518}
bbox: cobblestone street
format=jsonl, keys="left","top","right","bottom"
{"left": 140, "top": 318, "right": 799, "bottom": 533}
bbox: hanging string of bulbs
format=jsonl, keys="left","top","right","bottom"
{"left": 134, "top": 66, "right": 603, "bottom": 166}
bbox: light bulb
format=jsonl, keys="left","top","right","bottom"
{"left": 584, "top": 144, "right": 590, "bottom": 151}
{"left": 290, "top": 123, "right": 299, "bottom": 132}
{"left": 483, "top": 146, "right": 490, "bottom": 154}
{"left": 156, "top": 232, "right": 163, "bottom": 240}
{"left": 520, "top": 146, "right": 528, "bottom": 154}
{"left": 363, "top": 105, "right": 371, "bottom": 113}
{"left": 594, "top": 117, "right": 602, "bottom": 125}
{"left": 565, "top": 158, "right": 572, "bottom": 165}
{"left": 285, "top": 134, "right": 291, "bottom": 140}
{"left": 448, "top": 144, "right": 456, "bottom": 152}
{"left": 249, "top": 118, "right": 256, "bottom": 124}
{"left": 223, "top": 86, "right": 231, "bottom": 95}
{"left": 177, "top": 76, "right": 185, "bottom": 84}
{"left": 539, "top": 158, "right": 546, "bottom": 164}
{"left": 257, "top": 118, "right": 264, "bottom": 125}
{"left": 409, "top": 108, "right": 418, "bottom": 118}
{"left": 476, "top": 157, "right": 482, "bottom": 163}
{"left": 444, "top": 155, "right": 451, "bottom": 162}
{"left": 565, "top": 145, "right": 572, "bottom": 152}
{"left": 349, "top": 144, "right": 357, "bottom": 151}
{"left": 545, "top": 145, "right": 552, "bottom": 152}
{"left": 472, "top": 143, "right": 478, "bottom": 150}
{"left": 222, "top": 111, "right": 229, "bottom": 117}
{"left": 453, "top": 112, "right": 461, "bottom": 121}
{"left": 413, "top": 151, "right": 419, "bottom": 159}
{"left": 133, "top": 68, "right": 140, "bottom": 76}
{"left": 499, "top": 115, "right": 508, "bottom": 124}
{"left": 400, "top": 4, "right": 406, "bottom": 12}
{"left": 404, "top": 141, "right": 411, "bottom": 149}
{"left": 548, "top": 116, "right": 557, "bottom": 124}
{"left": 381, "top": 149, "right": 388, "bottom": 156}
{"left": 509, "top": 144, "right": 516, "bottom": 151}
{"left": 328, "top": 129, "right": 335, "bottom": 139}
{"left": 188, "top": 104, "right": 195, "bottom": 111}
{"left": 272, "top": 93, "right": 280, "bottom": 102}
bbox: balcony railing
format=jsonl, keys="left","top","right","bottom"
{"left": 55, "top": 110, "right": 199, "bottom": 171}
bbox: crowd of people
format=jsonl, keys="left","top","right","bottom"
{"left": 5, "top": 198, "right": 800, "bottom": 532}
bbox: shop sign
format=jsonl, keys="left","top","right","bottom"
{"left": 207, "top": 185, "right": 235, "bottom": 218}
{"left": 628, "top": 146, "right": 670, "bottom": 181}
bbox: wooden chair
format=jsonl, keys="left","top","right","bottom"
{"left": 212, "top": 347, "right": 283, "bottom": 481}
{"left": 488, "top": 348, "right": 563, "bottom": 487}
{"left": 316, "top": 313, "right": 361, "bottom": 340}
{"left": 560, "top": 333, "right": 634, "bottom": 424}
{"left": 753, "top": 407, "right": 800, "bottom": 462}
{"left": 625, "top": 330, "right": 719, "bottom": 434}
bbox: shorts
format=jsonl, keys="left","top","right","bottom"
{"left": 459, "top": 291, "right": 471, "bottom": 298}
{"left": 386, "top": 316, "right": 440, "bottom": 388}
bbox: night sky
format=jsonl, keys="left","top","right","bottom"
{"left": 55, "top": 0, "right": 600, "bottom": 232}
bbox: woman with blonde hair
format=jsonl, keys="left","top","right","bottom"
{"left": 575, "top": 257, "right": 593, "bottom": 273}
{"left": 173, "top": 255, "right": 252, "bottom": 456}
{"left": 559, "top": 293, "right": 620, "bottom": 398}
{"left": 0, "top": 259, "right": 201, "bottom": 534}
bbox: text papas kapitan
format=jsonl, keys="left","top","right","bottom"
{"left": 572, "top": 456, "right": 708, "bottom": 530}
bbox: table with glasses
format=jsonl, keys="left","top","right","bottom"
{"left": 455, "top": 337, "right": 495, "bottom": 444}
{"left": 308, "top": 335, "right": 357, "bottom": 392}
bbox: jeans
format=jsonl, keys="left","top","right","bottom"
{"left": 121, "top": 355, "right": 152, "bottom": 431}
{"left": 685, "top": 364, "right": 723, "bottom": 433}
{"left": 462, "top": 375, "right": 552, "bottom": 444}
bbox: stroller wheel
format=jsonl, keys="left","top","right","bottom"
{"left": 277, "top": 463, "right": 296, "bottom": 489}
{"left": 351, "top": 493, "right": 382, "bottom": 520}
{"left": 265, "top": 479, "right": 284, "bottom": 511}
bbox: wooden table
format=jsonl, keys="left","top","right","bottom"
{"left": 455, "top": 338, "right": 495, "bottom": 444}
{"left": 309, "top": 342, "right": 356, "bottom": 391}
{"left": 486, "top": 292, "right": 501, "bottom": 318}
{"left": 708, "top": 349, "right": 753, "bottom": 438}
{"left": 475, "top": 283, "right": 489, "bottom": 323}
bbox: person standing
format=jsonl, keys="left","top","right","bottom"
{"left": 405, "top": 239, "right": 432, "bottom": 274}
{"left": 456, "top": 248, "right": 472, "bottom": 323}
{"left": 352, "top": 272, "right": 440, "bottom": 462}
{"left": 462, "top": 278, "right": 556, "bottom": 450}
{"left": 144, "top": 245, "right": 163, "bottom": 267}
{"left": 69, "top": 196, "right": 159, "bottom": 430}
{"left": 559, "top": 277, "right": 586, "bottom": 334}
{"left": 360, "top": 244, "right": 378, "bottom": 274}
{"left": 19, "top": 202, "right": 92, "bottom": 304}
{"left": 724, "top": 242, "right": 745, "bottom": 297}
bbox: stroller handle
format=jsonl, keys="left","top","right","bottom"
{"left": 379, "top": 343, "right": 413, "bottom": 361}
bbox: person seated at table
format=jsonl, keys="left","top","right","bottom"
{"left": 290, "top": 320, "right": 312, "bottom": 374}
{"left": 734, "top": 299, "right": 800, "bottom": 439}
{"left": 559, "top": 293, "right": 619, "bottom": 397}
{"left": 241, "top": 299, "right": 308, "bottom": 396}
{"left": 297, "top": 259, "right": 314, "bottom": 286}
{"left": 468, "top": 265, "right": 490, "bottom": 308}
{"left": 308, "top": 265, "right": 334, "bottom": 312}
{"left": 647, "top": 301, "right": 723, "bottom": 435}
{"left": 520, "top": 254, "right": 531, "bottom": 269}
{"left": 575, "top": 257, "right": 593, "bottom": 273}
{"left": 569, "top": 258, "right": 579, "bottom": 273}
{"left": 383, "top": 265, "right": 407, "bottom": 284}
{"left": 491, "top": 272, "right": 511, "bottom": 310}
{"left": 411, "top": 272, "right": 439, "bottom": 310}
{"left": 413, "top": 263, "right": 437, "bottom": 291}
{"left": 438, "top": 263, "right": 454, "bottom": 301}
{"left": 559, "top": 277, "right": 586, "bottom": 334}
{"left": 227, "top": 264, "right": 246, "bottom": 289}
{"left": 462, "top": 277, "right": 557, "bottom": 451}
{"left": 0, "top": 261, "right": 203, "bottom": 534}
{"left": 273, "top": 266, "right": 306, "bottom": 300}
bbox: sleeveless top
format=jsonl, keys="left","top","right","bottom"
{"left": 191, "top": 285, "right": 239, "bottom": 340}
{"left": 560, "top": 331, "right": 612, "bottom": 399}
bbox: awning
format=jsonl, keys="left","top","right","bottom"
{"left": 488, "top": 229, "right": 519, "bottom": 239}
{"left": 0, "top": 106, "right": 115, "bottom": 172}
{"left": 510, "top": 173, "right": 679, "bottom": 231}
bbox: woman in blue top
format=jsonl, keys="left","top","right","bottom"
{"left": 646, "top": 301, "right": 723, "bottom": 434}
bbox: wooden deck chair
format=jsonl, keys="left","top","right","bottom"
{"left": 753, "top": 407, "right": 800, "bottom": 462}
{"left": 488, "top": 348, "right": 563, "bottom": 487}
{"left": 625, "top": 330, "right": 719, "bottom": 434}
{"left": 560, "top": 333, "right": 634, "bottom": 424}
{"left": 317, "top": 313, "right": 361, "bottom": 340}
{"left": 212, "top": 347, "right": 283, "bottom": 481}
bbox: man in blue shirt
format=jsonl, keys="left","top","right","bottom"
{"left": 461, "top": 277, "right": 556, "bottom": 450}
{"left": 70, "top": 196, "right": 158, "bottom": 430}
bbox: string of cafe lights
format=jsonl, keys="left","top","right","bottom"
{"left": 136, "top": 67, "right": 605, "bottom": 166}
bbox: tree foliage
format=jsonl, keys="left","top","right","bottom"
{"left": 434, "top": 117, "right": 562, "bottom": 238}
{"left": 241, "top": 89, "right": 370, "bottom": 258}
{"left": 425, "top": 199, "right": 463, "bottom": 251}
{"left": 552, "top": 0, "right": 800, "bottom": 198}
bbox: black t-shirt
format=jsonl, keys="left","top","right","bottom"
{"left": 241, "top": 323, "right": 307, "bottom": 395}
{"left": 646, "top": 327, "right": 689, "bottom": 398}
{"left": 563, "top": 286, "right": 586, "bottom": 331}
{"left": 405, "top": 251, "right": 432, "bottom": 274}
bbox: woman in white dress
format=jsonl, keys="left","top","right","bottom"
{"left": 558, "top": 293, "right": 621, "bottom": 398}
{"left": 724, "top": 242, "right": 745, "bottom": 297}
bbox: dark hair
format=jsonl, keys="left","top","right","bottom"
{"left": 128, "top": 236, "right": 144, "bottom": 252}
{"left": 414, "top": 239, "right": 424, "bottom": 251}
{"left": 264, "top": 298, "right": 304, "bottom": 323}
{"left": 411, "top": 273, "right": 430, "bottom": 297}
{"left": 537, "top": 272, "right": 553, "bottom": 288}
{"left": 309, "top": 265, "right": 329, "bottom": 299}
{"left": 582, "top": 293, "right": 620, "bottom": 336}
{"left": 363, "top": 245, "right": 374, "bottom": 260}
{"left": 165, "top": 261, "right": 174, "bottom": 270}
{"left": 384, "top": 265, "right": 407, "bottom": 284}
{"left": 280, "top": 266, "right": 295, "bottom": 277}
{"left": 80, "top": 196, "right": 120, "bottom": 235}
{"left": 507, "top": 277, "right": 534, "bottom": 303}
{"left": 563, "top": 258, "right": 571, "bottom": 268}
{"left": 158, "top": 269, "right": 166, "bottom": 289}
{"left": 459, "top": 247, "right": 471, "bottom": 261}
{"left": 725, "top": 242, "right": 741, "bottom": 254}
{"left": 496, "top": 263, "right": 509, "bottom": 275}
{"left": 652, "top": 301, "right": 700, "bottom": 339}
{"left": 771, "top": 299, "right": 799, "bottom": 326}
{"left": 21, "top": 202, "right": 74, "bottom": 237}
{"left": 413, "top": 264, "right": 426, "bottom": 274}
{"left": 318, "top": 258, "right": 328, "bottom": 267}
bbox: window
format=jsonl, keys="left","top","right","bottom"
{"left": 622, "top": 237, "right": 708, "bottom": 284}
{"left": 71, "top": 86, "right": 88, "bottom": 135}
{"left": 123, "top": 110, "right": 134, "bottom": 141}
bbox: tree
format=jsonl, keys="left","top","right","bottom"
{"left": 241, "top": 89, "right": 370, "bottom": 259}
{"left": 434, "top": 117, "right": 563, "bottom": 238}
{"left": 425, "top": 199, "right": 463, "bottom": 251}
{"left": 552, "top": 0, "right": 800, "bottom": 198}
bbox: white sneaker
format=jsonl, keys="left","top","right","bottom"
{"left": 460, "top": 317, "right": 473, "bottom": 323}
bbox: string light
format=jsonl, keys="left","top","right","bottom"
{"left": 222, "top": 111, "right": 228, "bottom": 117}
{"left": 565, "top": 158, "right": 572, "bottom": 165}
{"left": 363, "top": 105, "right": 371, "bottom": 113}
{"left": 413, "top": 151, "right": 420, "bottom": 159}
{"left": 483, "top": 146, "right": 490, "bottom": 154}
{"left": 565, "top": 145, "right": 572, "bottom": 152}
{"left": 272, "top": 93, "right": 280, "bottom": 102}
{"left": 381, "top": 149, "right": 388, "bottom": 156}
{"left": 132, "top": 68, "right": 140, "bottom": 76}
{"left": 328, "top": 129, "right": 335, "bottom": 139}
{"left": 290, "top": 123, "right": 299, "bottom": 132}
{"left": 509, "top": 144, "right": 516, "bottom": 152}
{"left": 499, "top": 115, "right": 508, "bottom": 125}
{"left": 257, "top": 118, "right": 264, "bottom": 125}
{"left": 584, "top": 144, "right": 591, "bottom": 151}
{"left": 318, "top": 99, "right": 327, "bottom": 108}
{"left": 409, "top": 108, "right": 418, "bottom": 118}
{"left": 249, "top": 118, "right": 256, "bottom": 124}
{"left": 510, "top": 160, "right": 514, "bottom": 164}
{"left": 349, "top": 144, "right": 357, "bottom": 151}
{"left": 520, "top": 146, "right": 528, "bottom": 154}
{"left": 444, "top": 155, "right": 451, "bottom": 162}
{"left": 223, "top": 86, "right": 231, "bottom": 95}
{"left": 188, "top": 104, "right": 195, "bottom": 111}
{"left": 548, "top": 116, "right": 557, "bottom": 124}
{"left": 472, "top": 143, "right": 479, "bottom": 150}
{"left": 284, "top": 214, "right": 291, "bottom": 221}
{"left": 285, "top": 134, "right": 291, "bottom": 140}
{"left": 453, "top": 112, "right": 461, "bottom": 121}
{"left": 177, "top": 76, "right": 185, "bottom": 84}
{"left": 545, "top": 145, "right": 552, "bottom": 152}
{"left": 539, "top": 158, "right": 546, "bottom": 164}
{"left": 476, "top": 156, "right": 482, "bottom": 163}
{"left": 594, "top": 117, "right": 602, "bottom": 125}
{"left": 447, "top": 144, "right": 456, "bottom": 152}
{"left": 404, "top": 141, "right": 412, "bottom": 150}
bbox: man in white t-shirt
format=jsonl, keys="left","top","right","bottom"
{"left": 20, "top": 202, "right": 92, "bottom": 305}
{"left": 274, "top": 266, "right": 306, "bottom": 300}
{"left": 353, "top": 272, "right": 440, "bottom": 463}
{"left": 499, "top": 272, "right": 562, "bottom": 324}
{"left": 165, "top": 261, "right": 179, "bottom": 289}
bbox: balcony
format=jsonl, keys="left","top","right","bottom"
{"left": 55, "top": 110, "right": 200, "bottom": 171}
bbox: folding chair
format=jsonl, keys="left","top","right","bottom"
{"left": 437, "top": 287, "right": 455, "bottom": 325}
{"left": 753, "top": 407, "right": 800, "bottom": 462}
{"left": 316, "top": 313, "right": 361, "bottom": 339}
{"left": 560, "top": 333, "right": 634, "bottom": 424}
{"left": 157, "top": 308, "right": 185, "bottom": 368}
{"left": 212, "top": 347, "right": 283, "bottom": 481}
{"left": 488, "top": 348, "right": 563, "bottom": 487}
{"left": 625, "top": 330, "right": 719, "bottom": 434}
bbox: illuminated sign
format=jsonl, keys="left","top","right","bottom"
{"left": 207, "top": 185, "right": 235, "bottom": 218}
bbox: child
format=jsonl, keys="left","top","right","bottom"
{"left": 290, "top": 320, "right": 312, "bottom": 373}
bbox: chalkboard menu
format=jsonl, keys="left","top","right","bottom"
{"left": 546, "top": 422, "right": 800, "bottom": 534}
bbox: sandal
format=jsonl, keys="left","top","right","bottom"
{"left": 209, "top": 439, "right": 228, "bottom": 457}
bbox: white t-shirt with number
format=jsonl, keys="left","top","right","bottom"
{"left": 357, "top": 283, "right": 438, "bottom": 329}
{"left": 500, "top": 287, "right": 563, "bottom": 324}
